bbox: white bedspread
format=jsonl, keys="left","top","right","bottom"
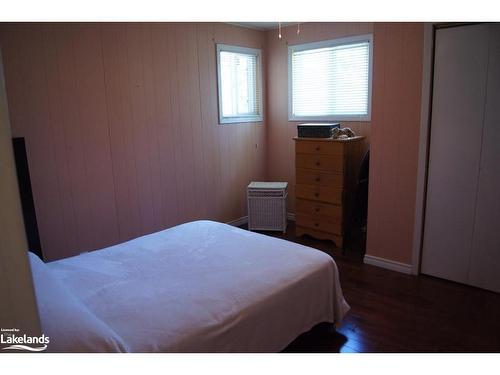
{"left": 47, "top": 220, "right": 350, "bottom": 352}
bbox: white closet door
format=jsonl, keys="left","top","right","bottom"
{"left": 421, "top": 24, "right": 490, "bottom": 283}
{"left": 468, "top": 25, "right": 500, "bottom": 293}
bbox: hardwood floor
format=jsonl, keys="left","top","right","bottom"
{"left": 244, "top": 221, "right": 500, "bottom": 353}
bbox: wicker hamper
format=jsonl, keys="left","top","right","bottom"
{"left": 247, "top": 182, "right": 288, "bottom": 233}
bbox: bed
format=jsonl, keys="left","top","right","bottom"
{"left": 28, "top": 220, "right": 350, "bottom": 352}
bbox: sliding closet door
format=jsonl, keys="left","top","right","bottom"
{"left": 468, "top": 25, "right": 500, "bottom": 293}
{"left": 421, "top": 24, "right": 490, "bottom": 283}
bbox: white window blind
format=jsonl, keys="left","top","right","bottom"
{"left": 217, "top": 44, "right": 262, "bottom": 124}
{"left": 289, "top": 35, "right": 372, "bottom": 121}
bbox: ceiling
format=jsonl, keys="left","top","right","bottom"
{"left": 227, "top": 22, "right": 299, "bottom": 31}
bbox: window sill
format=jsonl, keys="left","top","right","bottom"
{"left": 219, "top": 116, "right": 263, "bottom": 125}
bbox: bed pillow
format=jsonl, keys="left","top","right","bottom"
{"left": 28, "top": 252, "right": 129, "bottom": 353}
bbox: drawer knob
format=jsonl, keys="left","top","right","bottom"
{"left": 314, "top": 192, "right": 319, "bottom": 197}
{"left": 314, "top": 222, "right": 319, "bottom": 227}
{"left": 315, "top": 176, "right": 320, "bottom": 182}
{"left": 315, "top": 146, "right": 320, "bottom": 151}
{"left": 315, "top": 207, "right": 320, "bottom": 212}
{"left": 315, "top": 161, "right": 320, "bottom": 166}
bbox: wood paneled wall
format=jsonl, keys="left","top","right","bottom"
{"left": 1, "top": 22, "right": 424, "bottom": 266}
{"left": 0, "top": 23, "right": 267, "bottom": 261}
{"left": 266, "top": 22, "right": 424, "bottom": 265}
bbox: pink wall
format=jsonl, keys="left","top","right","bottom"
{"left": 1, "top": 22, "right": 424, "bottom": 266}
{"left": 0, "top": 23, "right": 267, "bottom": 261}
{"left": 266, "top": 22, "right": 424, "bottom": 265}
{"left": 366, "top": 23, "right": 423, "bottom": 264}
{"left": 265, "top": 23, "right": 373, "bottom": 215}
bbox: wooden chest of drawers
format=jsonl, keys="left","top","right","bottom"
{"left": 293, "top": 136, "right": 365, "bottom": 249}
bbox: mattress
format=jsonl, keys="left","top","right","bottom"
{"left": 41, "top": 220, "right": 350, "bottom": 352}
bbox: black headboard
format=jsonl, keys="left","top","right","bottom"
{"left": 12, "top": 137, "right": 43, "bottom": 260}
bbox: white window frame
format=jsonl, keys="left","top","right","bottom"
{"left": 216, "top": 44, "right": 263, "bottom": 124}
{"left": 288, "top": 34, "right": 373, "bottom": 122}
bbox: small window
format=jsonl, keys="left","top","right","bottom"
{"left": 216, "top": 44, "right": 263, "bottom": 124}
{"left": 288, "top": 35, "right": 373, "bottom": 121}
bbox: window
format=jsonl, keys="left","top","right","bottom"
{"left": 288, "top": 35, "right": 373, "bottom": 121}
{"left": 217, "top": 44, "right": 262, "bottom": 124}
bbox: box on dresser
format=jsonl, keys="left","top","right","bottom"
{"left": 293, "top": 136, "right": 365, "bottom": 249}
{"left": 297, "top": 123, "right": 340, "bottom": 138}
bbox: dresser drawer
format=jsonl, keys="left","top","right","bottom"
{"left": 296, "top": 168, "right": 343, "bottom": 188}
{"left": 296, "top": 199, "right": 342, "bottom": 221}
{"left": 295, "top": 140, "right": 344, "bottom": 156}
{"left": 296, "top": 213, "right": 342, "bottom": 235}
{"left": 295, "top": 184, "right": 342, "bottom": 204}
{"left": 296, "top": 154, "right": 344, "bottom": 172}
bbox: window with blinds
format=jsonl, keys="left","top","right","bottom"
{"left": 288, "top": 35, "right": 373, "bottom": 121}
{"left": 217, "top": 44, "right": 262, "bottom": 124}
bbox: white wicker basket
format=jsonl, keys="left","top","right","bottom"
{"left": 247, "top": 182, "right": 288, "bottom": 233}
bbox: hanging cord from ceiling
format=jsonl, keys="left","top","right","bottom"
{"left": 277, "top": 22, "right": 301, "bottom": 42}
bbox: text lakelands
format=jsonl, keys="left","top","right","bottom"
{"left": 0, "top": 334, "right": 50, "bottom": 345}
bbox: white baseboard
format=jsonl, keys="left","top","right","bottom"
{"left": 287, "top": 212, "right": 295, "bottom": 221}
{"left": 363, "top": 254, "right": 412, "bottom": 274}
{"left": 226, "top": 216, "right": 248, "bottom": 227}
